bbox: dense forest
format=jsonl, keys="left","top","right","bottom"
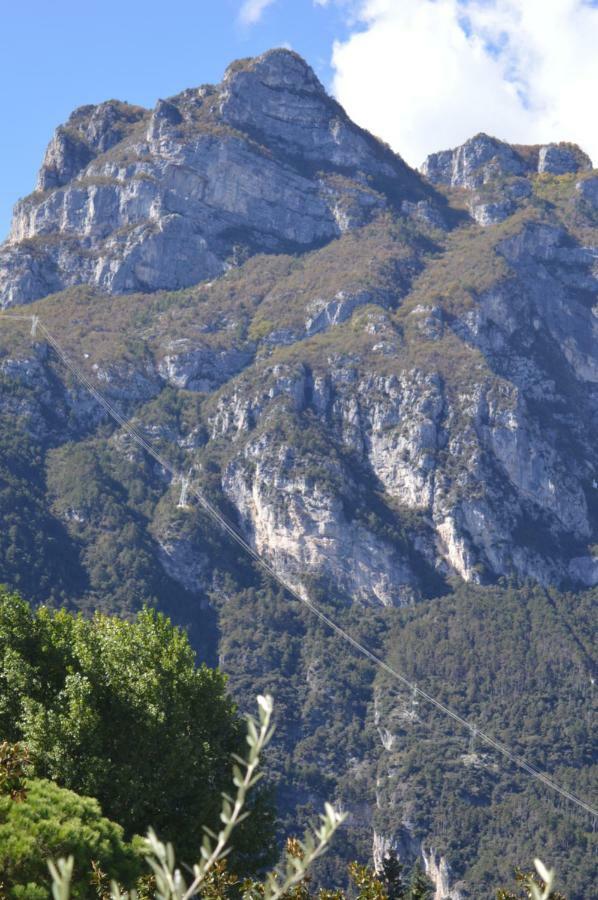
{"left": 0, "top": 591, "right": 583, "bottom": 900}
{"left": 214, "top": 581, "right": 597, "bottom": 896}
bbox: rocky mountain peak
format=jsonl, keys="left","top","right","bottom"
{"left": 420, "top": 132, "right": 594, "bottom": 225}
{"left": 421, "top": 133, "right": 527, "bottom": 189}
{"left": 37, "top": 100, "right": 147, "bottom": 191}
{"left": 219, "top": 47, "right": 417, "bottom": 180}
{"left": 422, "top": 132, "right": 592, "bottom": 189}
{"left": 222, "top": 47, "right": 323, "bottom": 93}
{"left": 0, "top": 48, "right": 433, "bottom": 308}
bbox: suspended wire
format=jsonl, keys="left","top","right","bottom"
{"left": 0, "top": 312, "right": 596, "bottom": 819}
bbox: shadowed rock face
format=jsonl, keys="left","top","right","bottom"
{"left": 538, "top": 142, "right": 592, "bottom": 175}
{"left": 0, "top": 49, "right": 433, "bottom": 308}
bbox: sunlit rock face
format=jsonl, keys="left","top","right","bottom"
{"left": 421, "top": 133, "right": 530, "bottom": 189}
{"left": 0, "top": 49, "right": 596, "bottom": 595}
{"left": 421, "top": 134, "right": 594, "bottom": 228}
{"left": 0, "top": 49, "right": 433, "bottom": 308}
{"left": 0, "top": 46, "right": 596, "bottom": 900}
{"left": 422, "top": 133, "right": 591, "bottom": 190}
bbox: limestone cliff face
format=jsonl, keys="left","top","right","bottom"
{"left": 421, "top": 133, "right": 592, "bottom": 225}
{"left": 202, "top": 260, "right": 597, "bottom": 592}
{"left": 0, "top": 50, "right": 596, "bottom": 596}
{"left": 422, "top": 849, "right": 464, "bottom": 900}
{"left": 422, "top": 133, "right": 592, "bottom": 189}
{"left": 0, "top": 49, "right": 431, "bottom": 308}
{"left": 0, "top": 48, "right": 597, "bottom": 897}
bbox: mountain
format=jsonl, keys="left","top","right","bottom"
{"left": 0, "top": 49, "right": 433, "bottom": 306}
{"left": 0, "top": 49, "right": 596, "bottom": 898}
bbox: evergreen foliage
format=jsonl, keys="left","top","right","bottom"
{"left": 379, "top": 852, "right": 407, "bottom": 899}
{"left": 0, "top": 744, "right": 140, "bottom": 899}
{"left": 0, "top": 589, "right": 275, "bottom": 866}
{"left": 215, "top": 582, "right": 597, "bottom": 898}
{"left": 406, "top": 862, "right": 432, "bottom": 900}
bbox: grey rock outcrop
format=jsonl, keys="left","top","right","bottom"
{"left": 155, "top": 524, "right": 209, "bottom": 595}
{"left": 421, "top": 133, "right": 529, "bottom": 189}
{"left": 538, "top": 142, "right": 592, "bottom": 175}
{"left": 422, "top": 848, "right": 464, "bottom": 900}
{"left": 422, "top": 133, "right": 593, "bottom": 189}
{"left": 157, "top": 340, "right": 254, "bottom": 392}
{"left": 468, "top": 198, "right": 514, "bottom": 226}
{"left": 205, "top": 290, "right": 596, "bottom": 591}
{"left": 422, "top": 134, "right": 594, "bottom": 227}
{"left": 37, "top": 101, "right": 146, "bottom": 191}
{"left": 0, "top": 49, "right": 434, "bottom": 308}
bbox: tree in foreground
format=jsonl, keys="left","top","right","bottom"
{"left": 49, "top": 695, "right": 346, "bottom": 900}
{"left": 497, "top": 860, "right": 567, "bottom": 900}
{"left": 406, "top": 862, "right": 432, "bottom": 900}
{"left": 0, "top": 743, "right": 140, "bottom": 899}
{"left": 0, "top": 588, "right": 274, "bottom": 865}
{"left": 380, "top": 851, "right": 408, "bottom": 899}
{"left": 46, "top": 697, "right": 561, "bottom": 900}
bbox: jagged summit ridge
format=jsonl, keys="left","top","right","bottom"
{"left": 36, "top": 100, "right": 147, "bottom": 191}
{"left": 220, "top": 49, "right": 414, "bottom": 178}
{"left": 0, "top": 48, "right": 431, "bottom": 308}
{"left": 420, "top": 132, "right": 593, "bottom": 225}
{"left": 421, "top": 132, "right": 592, "bottom": 187}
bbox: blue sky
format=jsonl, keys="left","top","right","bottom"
{"left": 0, "top": 0, "right": 353, "bottom": 238}
{"left": 2, "top": 1, "right": 597, "bottom": 240}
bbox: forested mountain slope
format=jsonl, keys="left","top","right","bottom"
{"left": 0, "top": 48, "right": 596, "bottom": 898}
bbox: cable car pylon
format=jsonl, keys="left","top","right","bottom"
{"left": 177, "top": 472, "right": 191, "bottom": 509}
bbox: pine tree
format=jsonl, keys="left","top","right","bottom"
{"left": 408, "top": 861, "right": 433, "bottom": 900}
{"left": 381, "top": 850, "right": 407, "bottom": 899}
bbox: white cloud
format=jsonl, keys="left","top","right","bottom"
{"left": 328, "top": 0, "right": 598, "bottom": 167}
{"left": 238, "top": 0, "right": 277, "bottom": 26}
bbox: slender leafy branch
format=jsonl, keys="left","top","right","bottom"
{"left": 47, "top": 695, "right": 345, "bottom": 900}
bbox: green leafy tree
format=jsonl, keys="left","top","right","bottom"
{"left": 0, "top": 774, "right": 140, "bottom": 898}
{"left": 47, "top": 695, "right": 345, "bottom": 900}
{"left": 0, "top": 741, "right": 31, "bottom": 801}
{"left": 0, "top": 588, "right": 274, "bottom": 865}
{"left": 347, "top": 863, "right": 387, "bottom": 900}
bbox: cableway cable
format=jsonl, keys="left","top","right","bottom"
{"left": 0, "top": 312, "right": 596, "bottom": 819}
